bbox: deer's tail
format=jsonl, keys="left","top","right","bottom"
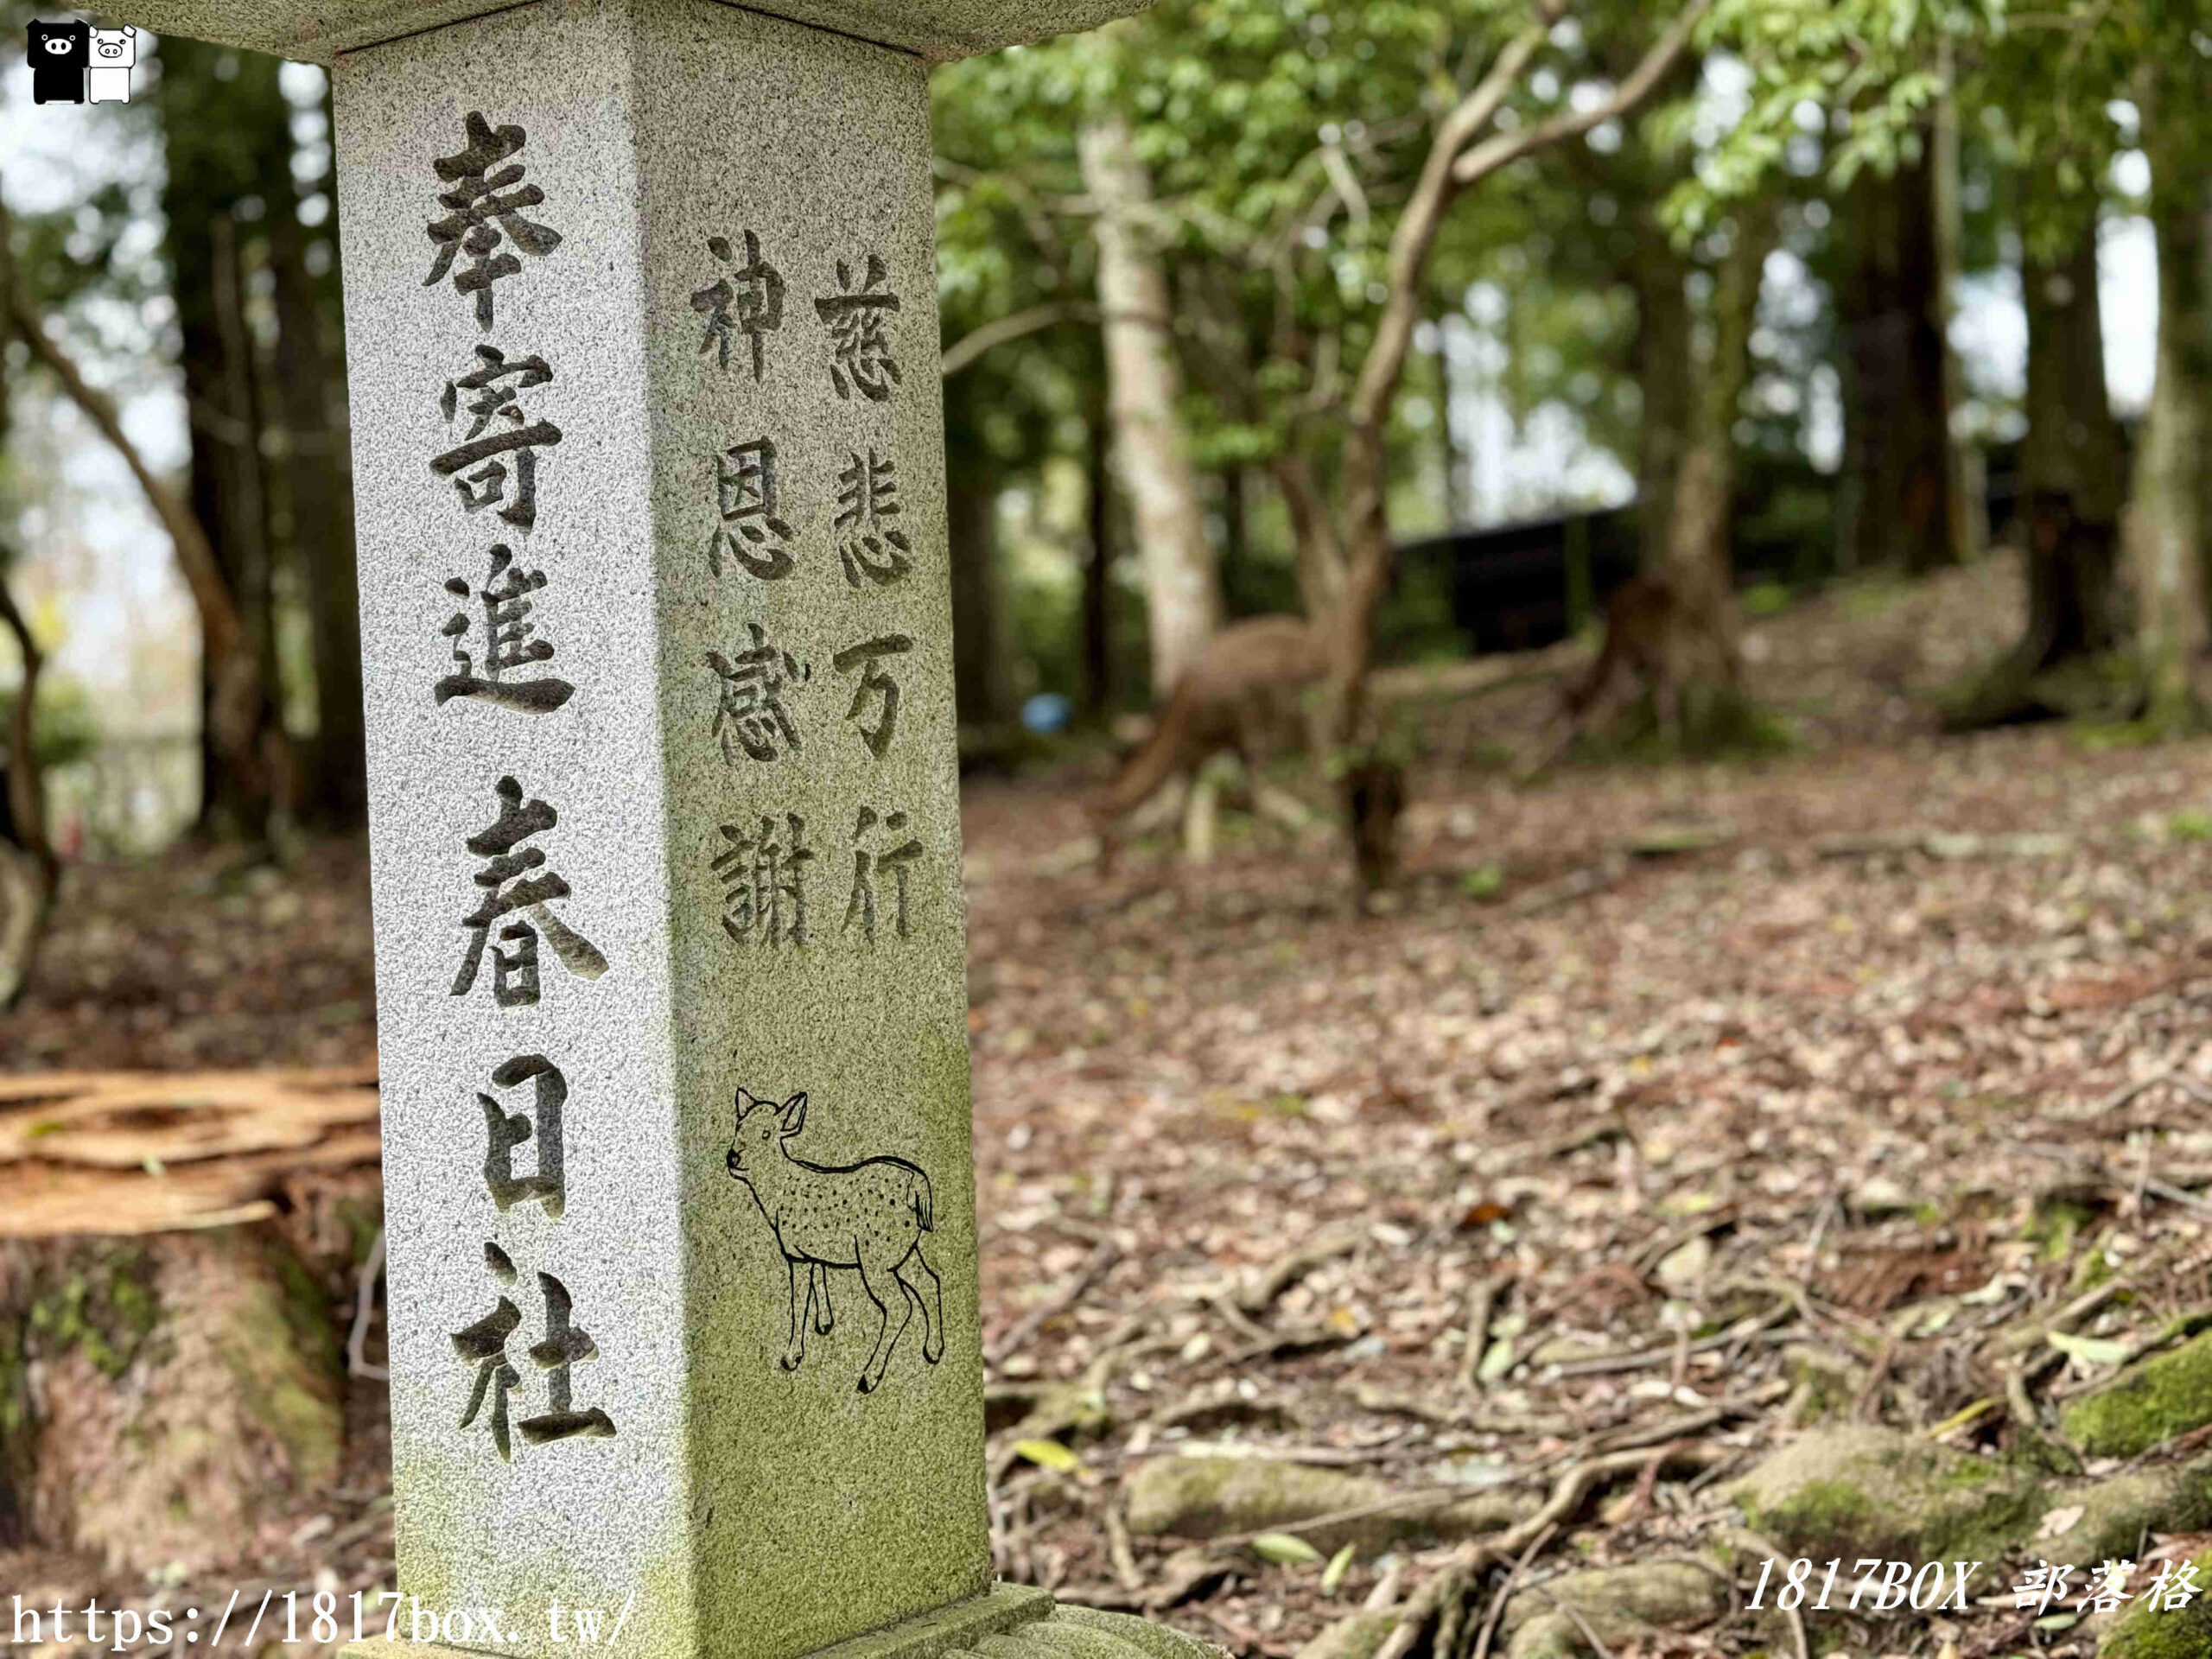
{"left": 911, "top": 1167, "right": 934, "bottom": 1233}
{"left": 1088, "top": 678, "right": 1201, "bottom": 825}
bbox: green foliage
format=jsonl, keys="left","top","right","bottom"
{"left": 0, "top": 675, "right": 99, "bottom": 772}
{"left": 1738, "top": 579, "right": 1794, "bottom": 618}
{"left": 1457, "top": 863, "right": 1505, "bottom": 899}
{"left": 1669, "top": 0, "right": 1996, "bottom": 236}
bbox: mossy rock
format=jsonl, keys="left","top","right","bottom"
{"left": 1125, "top": 1456, "right": 1527, "bottom": 1556}
{"left": 2044, "top": 1459, "right": 2212, "bottom": 1564}
{"left": 2063, "top": 1333, "right": 2212, "bottom": 1458}
{"left": 1778, "top": 1344, "right": 1861, "bottom": 1427}
{"left": 1501, "top": 1560, "right": 1730, "bottom": 1658}
{"left": 1290, "top": 1609, "right": 1397, "bottom": 1659}
{"left": 1722, "top": 1426, "right": 2043, "bottom": 1563}
{"left": 2099, "top": 1550, "right": 2212, "bottom": 1658}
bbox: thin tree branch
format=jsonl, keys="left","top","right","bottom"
{"left": 0, "top": 207, "right": 243, "bottom": 666}
{"left": 941, "top": 300, "right": 1100, "bottom": 378}
{"left": 2, "top": 184, "right": 288, "bottom": 840}
{"left": 1451, "top": 0, "right": 1713, "bottom": 187}
{"left": 1349, "top": 21, "right": 1548, "bottom": 429}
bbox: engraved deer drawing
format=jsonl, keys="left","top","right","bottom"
{"left": 724, "top": 1085, "right": 944, "bottom": 1393}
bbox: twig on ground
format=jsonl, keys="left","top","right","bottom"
{"left": 1205, "top": 1487, "right": 1467, "bottom": 1549}
{"left": 1551, "top": 1595, "right": 1617, "bottom": 1659}
{"left": 1105, "top": 1503, "right": 1142, "bottom": 1593}
{"left": 1470, "top": 1522, "right": 1556, "bottom": 1659}
{"left": 1581, "top": 1381, "right": 1789, "bottom": 1457}
{"left": 988, "top": 1238, "right": 1120, "bottom": 1365}
{"left": 1238, "top": 1222, "right": 1364, "bottom": 1314}
{"left": 1456, "top": 1273, "right": 1510, "bottom": 1391}
{"left": 2004, "top": 1362, "right": 2084, "bottom": 1475}
{"left": 2094, "top": 1062, "right": 2183, "bottom": 1116}
{"left": 1993, "top": 1244, "right": 2179, "bottom": 1356}
{"left": 1718, "top": 1527, "right": 1808, "bottom": 1659}
{"left": 1370, "top": 1445, "right": 1723, "bottom": 1659}
{"left": 1363, "top": 1560, "right": 1407, "bottom": 1614}
{"left": 1547, "top": 1299, "right": 1795, "bottom": 1379}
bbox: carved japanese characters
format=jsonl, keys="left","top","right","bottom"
{"left": 425, "top": 111, "right": 562, "bottom": 332}
{"left": 452, "top": 1242, "right": 616, "bottom": 1461}
{"left": 452, "top": 774, "right": 609, "bottom": 1007}
{"left": 692, "top": 230, "right": 785, "bottom": 379}
{"left": 814, "top": 254, "right": 901, "bottom": 402}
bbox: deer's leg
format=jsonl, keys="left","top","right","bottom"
{"left": 781, "top": 1257, "right": 808, "bottom": 1370}
{"left": 898, "top": 1244, "right": 944, "bottom": 1364}
{"left": 1656, "top": 672, "right": 1685, "bottom": 752}
{"left": 855, "top": 1247, "right": 915, "bottom": 1393}
{"left": 811, "top": 1261, "right": 835, "bottom": 1332}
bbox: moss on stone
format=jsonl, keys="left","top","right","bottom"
{"left": 1281, "top": 1608, "right": 1396, "bottom": 1659}
{"left": 1125, "top": 1455, "right": 1525, "bottom": 1557}
{"left": 2063, "top": 1333, "right": 2212, "bottom": 1459}
{"left": 1723, "top": 1427, "right": 2044, "bottom": 1563}
{"left": 2099, "top": 1551, "right": 2212, "bottom": 1658}
{"left": 2047, "top": 1460, "right": 2212, "bottom": 1564}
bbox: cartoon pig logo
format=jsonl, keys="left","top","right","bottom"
{"left": 88, "top": 25, "right": 136, "bottom": 104}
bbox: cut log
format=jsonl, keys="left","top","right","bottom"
{"left": 0, "top": 1065, "right": 379, "bottom": 1237}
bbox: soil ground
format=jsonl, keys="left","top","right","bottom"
{"left": 9, "top": 556, "right": 2212, "bottom": 1659}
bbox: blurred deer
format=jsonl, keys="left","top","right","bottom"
{"left": 725, "top": 1086, "right": 943, "bottom": 1393}
{"left": 1085, "top": 615, "right": 1325, "bottom": 868}
{"left": 1524, "top": 571, "right": 1738, "bottom": 777}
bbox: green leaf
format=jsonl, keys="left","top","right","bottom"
{"left": 1459, "top": 864, "right": 1504, "bottom": 899}
{"left": 1477, "top": 1337, "right": 1517, "bottom": 1382}
{"left": 1320, "top": 1542, "right": 1357, "bottom": 1594}
{"left": 1251, "top": 1532, "right": 1325, "bottom": 1567}
{"left": 2048, "top": 1332, "right": 2132, "bottom": 1368}
{"left": 1014, "top": 1438, "right": 1085, "bottom": 1474}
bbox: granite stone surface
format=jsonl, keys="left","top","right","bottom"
{"left": 334, "top": 2, "right": 991, "bottom": 1653}
{"left": 99, "top": 0, "right": 1147, "bottom": 64}
{"left": 337, "top": 1588, "right": 1223, "bottom": 1659}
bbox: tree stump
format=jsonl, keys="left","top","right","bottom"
{"left": 0, "top": 1068, "right": 378, "bottom": 1573}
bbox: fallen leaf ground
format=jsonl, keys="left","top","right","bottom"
{"left": 9, "top": 556, "right": 2212, "bottom": 1659}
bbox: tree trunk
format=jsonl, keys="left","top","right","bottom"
{"left": 1844, "top": 129, "right": 1955, "bottom": 575}
{"left": 0, "top": 576, "right": 57, "bottom": 1012}
{"left": 0, "top": 188, "right": 287, "bottom": 842}
{"left": 1930, "top": 48, "right": 1983, "bottom": 563}
{"left": 0, "top": 1224, "right": 346, "bottom": 1571}
{"left": 1082, "top": 355, "right": 1115, "bottom": 718}
{"left": 156, "top": 42, "right": 297, "bottom": 842}
{"left": 1658, "top": 202, "right": 1775, "bottom": 698}
{"left": 1219, "top": 465, "right": 1249, "bottom": 605}
{"left": 1951, "top": 213, "right": 2126, "bottom": 728}
{"left": 1435, "top": 314, "right": 1467, "bottom": 528}
{"left": 1078, "top": 112, "right": 1222, "bottom": 698}
{"left": 2127, "top": 87, "right": 2212, "bottom": 728}
{"left": 270, "top": 204, "right": 366, "bottom": 828}
{"left": 1630, "top": 207, "right": 1692, "bottom": 575}
{"left": 943, "top": 373, "right": 1007, "bottom": 730}
{"left": 196, "top": 214, "right": 283, "bottom": 837}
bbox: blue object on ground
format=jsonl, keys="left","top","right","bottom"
{"left": 1021, "top": 692, "right": 1073, "bottom": 734}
